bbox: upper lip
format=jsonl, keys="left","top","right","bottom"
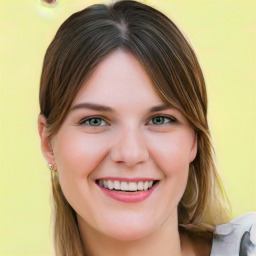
{"left": 96, "top": 177, "right": 158, "bottom": 182}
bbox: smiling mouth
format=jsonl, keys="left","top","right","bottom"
{"left": 96, "top": 179, "right": 159, "bottom": 193}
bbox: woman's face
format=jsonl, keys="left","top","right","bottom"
{"left": 48, "top": 49, "right": 197, "bottom": 241}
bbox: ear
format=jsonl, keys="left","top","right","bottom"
{"left": 38, "top": 115, "right": 56, "bottom": 169}
{"left": 189, "top": 131, "right": 198, "bottom": 163}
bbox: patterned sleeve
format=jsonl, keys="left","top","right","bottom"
{"left": 211, "top": 212, "right": 256, "bottom": 256}
{"left": 239, "top": 219, "right": 256, "bottom": 256}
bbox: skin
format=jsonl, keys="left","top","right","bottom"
{"left": 39, "top": 49, "right": 212, "bottom": 256}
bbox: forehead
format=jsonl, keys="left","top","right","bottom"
{"left": 72, "top": 49, "right": 164, "bottom": 108}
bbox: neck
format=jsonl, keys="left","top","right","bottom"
{"left": 78, "top": 210, "right": 184, "bottom": 256}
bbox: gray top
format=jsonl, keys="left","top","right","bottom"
{"left": 210, "top": 212, "right": 256, "bottom": 256}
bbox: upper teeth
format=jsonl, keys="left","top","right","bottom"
{"left": 98, "top": 180, "right": 154, "bottom": 191}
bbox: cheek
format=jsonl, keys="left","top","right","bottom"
{"left": 158, "top": 141, "right": 190, "bottom": 195}
{"left": 144, "top": 133, "right": 193, "bottom": 222}
{"left": 147, "top": 132, "right": 193, "bottom": 204}
{"left": 148, "top": 132, "right": 193, "bottom": 177}
{"left": 52, "top": 130, "right": 111, "bottom": 187}
{"left": 51, "top": 130, "right": 112, "bottom": 218}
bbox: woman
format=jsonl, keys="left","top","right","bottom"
{"left": 38, "top": 1, "right": 256, "bottom": 255}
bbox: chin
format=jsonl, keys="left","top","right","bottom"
{"left": 101, "top": 218, "right": 156, "bottom": 242}
{"left": 107, "top": 228, "right": 153, "bottom": 242}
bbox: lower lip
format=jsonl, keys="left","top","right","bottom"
{"left": 97, "top": 182, "right": 159, "bottom": 203}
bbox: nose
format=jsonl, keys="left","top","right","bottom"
{"left": 110, "top": 127, "right": 149, "bottom": 167}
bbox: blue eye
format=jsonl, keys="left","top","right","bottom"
{"left": 80, "top": 117, "right": 107, "bottom": 127}
{"left": 149, "top": 116, "right": 175, "bottom": 125}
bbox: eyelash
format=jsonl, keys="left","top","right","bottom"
{"left": 78, "top": 115, "right": 176, "bottom": 127}
{"left": 147, "top": 115, "right": 176, "bottom": 125}
{"left": 79, "top": 116, "right": 109, "bottom": 127}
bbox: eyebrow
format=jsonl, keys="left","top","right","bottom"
{"left": 71, "top": 103, "right": 114, "bottom": 112}
{"left": 148, "top": 104, "right": 173, "bottom": 112}
{"left": 70, "top": 102, "right": 173, "bottom": 113}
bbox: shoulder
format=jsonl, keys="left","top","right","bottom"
{"left": 210, "top": 212, "right": 256, "bottom": 256}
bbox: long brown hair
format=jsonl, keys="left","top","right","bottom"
{"left": 39, "top": 1, "right": 231, "bottom": 255}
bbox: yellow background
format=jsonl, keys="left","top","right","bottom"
{"left": 0, "top": 0, "right": 255, "bottom": 255}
